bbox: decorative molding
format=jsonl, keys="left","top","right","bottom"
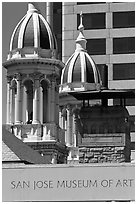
{"left": 6, "top": 76, "right": 12, "bottom": 83}
{"left": 3, "top": 58, "right": 65, "bottom": 70}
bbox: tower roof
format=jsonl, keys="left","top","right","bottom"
{"left": 8, "top": 3, "right": 57, "bottom": 60}
{"left": 60, "top": 12, "right": 102, "bottom": 93}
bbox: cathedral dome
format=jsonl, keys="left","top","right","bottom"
{"left": 8, "top": 3, "right": 57, "bottom": 60}
{"left": 60, "top": 12, "right": 102, "bottom": 93}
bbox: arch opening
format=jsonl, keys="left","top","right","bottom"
{"left": 23, "top": 79, "right": 33, "bottom": 124}
{"left": 41, "top": 79, "right": 50, "bottom": 123}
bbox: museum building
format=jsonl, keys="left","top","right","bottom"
{"left": 2, "top": 2, "right": 135, "bottom": 165}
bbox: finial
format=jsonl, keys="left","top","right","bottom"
{"left": 78, "top": 11, "right": 84, "bottom": 32}
{"left": 27, "top": 3, "right": 38, "bottom": 13}
{"left": 75, "top": 11, "right": 87, "bottom": 51}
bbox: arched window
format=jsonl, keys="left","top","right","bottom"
{"left": 41, "top": 79, "right": 50, "bottom": 123}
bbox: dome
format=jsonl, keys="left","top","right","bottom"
{"left": 60, "top": 12, "right": 102, "bottom": 93}
{"left": 8, "top": 3, "right": 57, "bottom": 60}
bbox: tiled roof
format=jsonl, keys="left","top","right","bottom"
{"left": 2, "top": 125, "right": 50, "bottom": 164}
{"left": 2, "top": 141, "right": 21, "bottom": 162}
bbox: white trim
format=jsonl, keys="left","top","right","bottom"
{"left": 18, "top": 13, "right": 32, "bottom": 48}
{"left": 33, "top": 13, "right": 39, "bottom": 48}
{"left": 68, "top": 52, "right": 79, "bottom": 83}
{"left": 80, "top": 52, "right": 86, "bottom": 83}
{"left": 61, "top": 54, "right": 74, "bottom": 85}
{"left": 10, "top": 15, "right": 26, "bottom": 51}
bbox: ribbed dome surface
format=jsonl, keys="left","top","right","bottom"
{"left": 8, "top": 3, "right": 57, "bottom": 60}
{"left": 61, "top": 51, "right": 101, "bottom": 84}
{"left": 60, "top": 12, "right": 102, "bottom": 92}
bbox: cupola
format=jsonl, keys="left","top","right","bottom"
{"left": 60, "top": 12, "right": 102, "bottom": 93}
{"left": 8, "top": 3, "right": 57, "bottom": 60}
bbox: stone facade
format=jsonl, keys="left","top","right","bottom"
{"left": 75, "top": 105, "right": 131, "bottom": 164}
{"left": 79, "top": 146, "right": 130, "bottom": 164}
{"left": 26, "top": 141, "right": 69, "bottom": 164}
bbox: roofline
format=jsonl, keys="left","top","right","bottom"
{"left": 68, "top": 89, "right": 135, "bottom": 100}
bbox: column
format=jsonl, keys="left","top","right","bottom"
{"left": 6, "top": 77, "right": 11, "bottom": 124}
{"left": 32, "top": 78, "right": 40, "bottom": 124}
{"left": 55, "top": 85, "right": 59, "bottom": 125}
{"left": 10, "top": 86, "right": 15, "bottom": 124}
{"left": 47, "top": 85, "right": 51, "bottom": 122}
{"left": 39, "top": 87, "right": 43, "bottom": 124}
{"left": 22, "top": 86, "right": 27, "bottom": 123}
{"left": 15, "top": 78, "right": 23, "bottom": 124}
{"left": 50, "top": 79, "right": 56, "bottom": 122}
{"left": 66, "top": 105, "right": 73, "bottom": 146}
{"left": 73, "top": 114, "right": 77, "bottom": 147}
{"left": 59, "top": 107, "right": 62, "bottom": 128}
{"left": 62, "top": 107, "right": 67, "bottom": 143}
{"left": 72, "top": 107, "right": 80, "bottom": 147}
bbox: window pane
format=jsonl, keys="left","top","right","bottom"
{"left": 77, "top": 13, "right": 106, "bottom": 30}
{"left": 113, "top": 37, "right": 135, "bottom": 54}
{"left": 113, "top": 63, "right": 135, "bottom": 80}
{"left": 113, "top": 98, "right": 135, "bottom": 106}
{"left": 87, "top": 39, "right": 106, "bottom": 55}
{"left": 113, "top": 11, "right": 135, "bottom": 28}
{"left": 129, "top": 116, "right": 135, "bottom": 132}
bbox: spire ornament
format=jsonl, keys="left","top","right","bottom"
{"left": 78, "top": 11, "right": 84, "bottom": 32}
{"left": 75, "top": 11, "right": 87, "bottom": 52}
{"left": 27, "top": 3, "right": 38, "bottom": 13}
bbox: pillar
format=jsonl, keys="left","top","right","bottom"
{"left": 15, "top": 78, "right": 23, "bottom": 124}
{"left": 47, "top": 85, "right": 51, "bottom": 122}
{"left": 10, "top": 86, "right": 15, "bottom": 124}
{"left": 72, "top": 107, "right": 80, "bottom": 147}
{"left": 50, "top": 79, "right": 56, "bottom": 122}
{"left": 66, "top": 105, "right": 73, "bottom": 146}
{"left": 32, "top": 78, "right": 40, "bottom": 124}
{"left": 22, "top": 86, "right": 27, "bottom": 123}
{"left": 39, "top": 87, "right": 43, "bottom": 124}
{"left": 59, "top": 107, "right": 62, "bottom": 128}
{"left": 62, "top": 107, "right": 67, "bottom": 143}
{"left": 6, "top": 77, "right": 11, "bottom": 124}
{"left": 43, "top": 88, "right": 48, "bottom": 123}
{"left": 55, "top": 85, "right": 59, "bottom": 125}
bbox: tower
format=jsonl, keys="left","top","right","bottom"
{"left": 59, "top": 12, "right": 102, "bottom": 163}
{"left": 3, "top": 3, "right": 68, "bottom": 164}
{"left": 59, "top": 12, "right": 132, "bottom": 164}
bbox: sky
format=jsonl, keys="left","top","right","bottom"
{"left": 2, "top": 2, "right": 47, "bottom": 123}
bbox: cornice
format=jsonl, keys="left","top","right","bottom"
{"left": 26, "top": 141, "right": 69, "bottom": 154}
{"left": 3, "top": 58, "right": 65, "bottom": 70}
